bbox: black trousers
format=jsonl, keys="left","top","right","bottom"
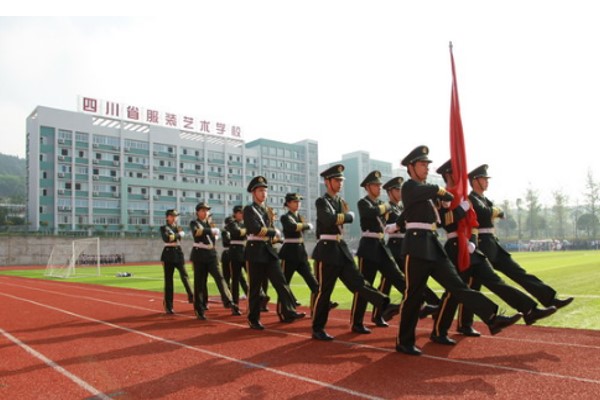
{"left": 227, "top": 257, "right": 249, "bottom": 305}
{"left": 246, "top": 259, "right": 296, "bottom": 323}
{"left": 312, "top": 258, "right": 389, "bottom": 332}
{"left": 372, "top": 253, "right": 440, "bottom": 322}
{"left": 489, "top": 248, "right": 557, "bottom": 306}
{"left": 433, "top": 252, "right": 537, "bottom": 336}
{"left": 192, "top": 258, "right": 234, "bottom": 313}
{"left": 163, "top": 261, "right": 193, "bottom": 311}
{"left": 397, "top": 254, "right": 498, "bottom": 347}
{"left": 460, "top": 241, "right": 557, "bottom": 328}
{"left": 352, "top": 255, "right": 405, "bottom": 326}
{"left": 281, "top": 257, "right": 318, "bottom": 308}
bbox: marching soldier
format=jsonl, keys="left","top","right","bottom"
{"left": 351, "top": 171, "right": 410, "bottom": 334}
{"left": 159, "top": 209, "right": 193, "bottom": 314}
{"left": 457, "top": 164, "right": 574, "bottom": 335}
{"left": 221, "top": 216, "right": 234, "bottom": 291}
{"left": 244, "top": 176, "right": 305, "bottom": 330}
{"left": 279, "top": 193, "right": 339, "bottom": 311}
{"left": 430, "top": 160, "right": 557, "bottom": 345}
{"left": 190, "top": 202, "right": 241, "bottom": 320}
{"left": 371, "top": 177, "right": 440, "bottom": 327}
{"left": 312, "top": 164, "right": 400, "bottom": 341}
{"left": 396, "top": 146, "right": 522, "bottom": 356}
{"left": 225, "top": 207, "right": 250, "bottom": 306}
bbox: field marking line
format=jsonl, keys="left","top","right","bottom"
{"left": 0, "top": 327, "right": 112, "bottom": 400}
{"left": 2, "top": 278, "right": 599, "bottom": 352}
{"left": 0, "top": 292, "right": 384, "bottom": 400}
{"left": 1, "top": 286, "right": 600, "bottom": 387}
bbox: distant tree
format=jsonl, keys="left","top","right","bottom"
{"left": 577, "top": 213, "right": 599, "bottom": 238}
{"left": 583, "top": 169, "right": 600, "bottom": 239}
{"left": 0, "top": 175, "right": 26, "bottom": 198}
{"left": 524, "top": 186, "right": 543, "bottom": 238}
{"left": 552, "top": 190, "right": 568, "bottom": 239}
{"left": 496, "top": 199, "right": 516, "bottom": 237}
{"left": 0, "top": 206, "right": 7, "bottom": 224}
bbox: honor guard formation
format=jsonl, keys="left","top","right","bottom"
{"left": 159, "top": 145, "right": 574, "bottom": 355}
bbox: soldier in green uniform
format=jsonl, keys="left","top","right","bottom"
{"left": 312, "top": 164, "right": 400, "bottom": 341}
{"left": 279, "top": 193, "right": 339, "bottom": 311}
{"left": 456, "top": 164, "right": 574, "bottom": 335}
{"left": 244, "top": 176, "right": 306, "bottom": 330}
{"left": 221, "top": 216, "right": 234, "bottom": 291}
{"left": 430, "top": 160, "right": 557, "bottom": 345}
{"left": 370, "top": 177, "right": 440, "bottom": 327}
{"left": 159, "top": 209, "right": 193, "bottom": 314}
{"left": 224, "top": 206, "right": 250, "bottom": 307}
{"left": 190, "top": 202, "right": 241, "bottom": 320}
{"left": 350, "top": 171, "right": 411, "bottom": 334}
{"left": 396, "top": 146, "right": 522, "bottom": 356}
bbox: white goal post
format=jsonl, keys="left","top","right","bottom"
{"left": 45, "top": 237, "right": 101, "bottom": 278}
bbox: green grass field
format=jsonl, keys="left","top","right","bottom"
{"left": 2, "top": 250, "right": 598, "bottom": 330}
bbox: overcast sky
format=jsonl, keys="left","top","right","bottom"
{"left": 2, "top": 2, "right": 600, "bottom": 206}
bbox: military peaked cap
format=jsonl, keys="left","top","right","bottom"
{"left": 320, "top": 164, "right": 345, "bottom": 179}
{"left": 195, "top": 201, "right": 211, "bottom": 211}
{"left": 232, "top": 205, "right": 243, "bottom": 213}
{"left": 247, "top": 175, "right": 268, "bottom": 192}
{"left": 401, "top": 145, "right": 432, "bottom": 166}
{"left": 468, "top": 164, "right": 491, "bottom": 181}
{"left": 360, "top": 170, "right": 383, "bottom": 187}
{"left": 382, "top": 176, "right": 404, "bottom": 190}
{"left": 436, "top": 159, "right": 453, "bottom": 176}
{"left": 284, "top": 193, "right": 303, "bottom": 204}
{"left": 165, "top": 209, "right": 179, "bottom": 217}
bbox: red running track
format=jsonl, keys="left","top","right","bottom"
{"left": 1, "top": 275, "right": 599, "bottom": 399}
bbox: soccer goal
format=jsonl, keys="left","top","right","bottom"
{"left": 45, "top": 237, "right": 101, "bottom": 278}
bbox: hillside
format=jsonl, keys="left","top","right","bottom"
{"left": 0, "top": 153, "right": 26, "bottom": 200}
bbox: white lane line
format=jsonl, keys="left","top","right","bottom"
{"left": 0, "top": 327, "right": 112, "bottom": 400}
{"left": 2, "top": 279, "right": 600, "bottom": 352}
{"left": 0, "top": 292, "right": 385, "bottom": 400}
{"left": 2, "top": 287, "right": 600, "bottom": 388}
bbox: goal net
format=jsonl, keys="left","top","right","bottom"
{"left": 45, "top": 237, "right": 101, "bottom": 278}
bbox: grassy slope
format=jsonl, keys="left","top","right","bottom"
{"left": 1, "top": 250, "right": 598, "bottom": 330}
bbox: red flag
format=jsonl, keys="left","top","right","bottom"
{"left": 448, "top": 43, "right": 478, "bottom": 272}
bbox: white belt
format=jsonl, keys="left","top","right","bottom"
{"left": 319, "top": 234, "right": 342, "bottom": 241}
{"left": 387, "top": 233, "right": 405, "bottom": 239}
{"left": 283, "top": 238, "right": 304, "bottom": 244}
{"left": 478, "top": 228, "right": 496, "bottom": 235}
{"left": 193, "top": 243, "right": 214, "bottom": 250}
{"left": 405, "top": 222, "right": 437, "bottom": 231}
{"left": 361, "top": 231, "right": 384, "bottom": 239}
{"left": 164, "top": 243, "right": 180, "bottom": 247}
{"left": 229, "top": 240, "right": 246, "bottom": 245}
{"left": 247, "top": 235, "right": 270, "bottom": 241}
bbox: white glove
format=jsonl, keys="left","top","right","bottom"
{"left": 460, "top": 200, "right": 470, "bottom": 211}
{"left": 306, "top": 223, "right": 314, "bottom": 231}
{"left": 347, "top": 211, "right": 355, "bottom": 219}
{"left": 211, "top": 228, "right": 220, "bottom": 236}
{"left": 275, "top": 228, "right": 282, "bottom": 241}
{"left": 385, "top": 223, "right": 399, "bottom": 234}
{"left": 442, "top": 201, "right": 451, "bottom": 209}
{"left": 177, "top": 231, "right": 186, "bottom": 239}
{"left": 468, "top": 242, "right": 476, "bottom": 254}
